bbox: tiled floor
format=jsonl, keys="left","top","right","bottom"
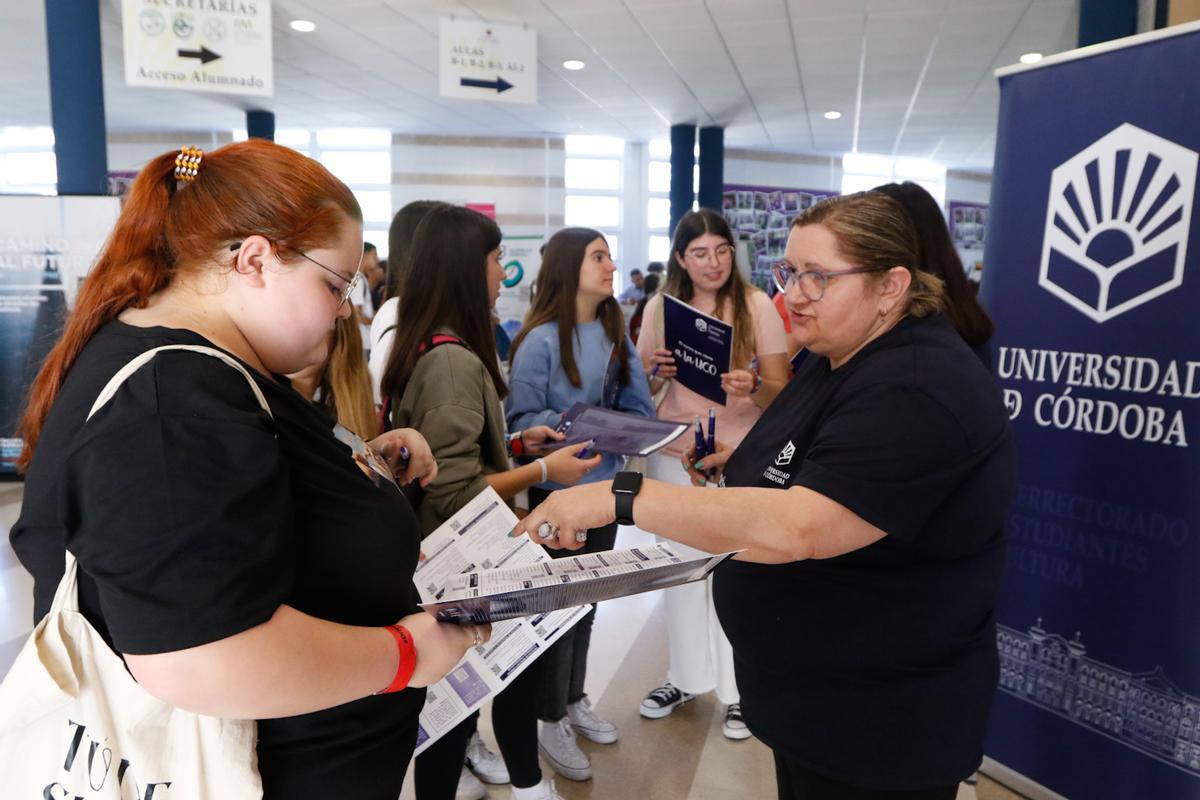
{"left": 0, "top": 484, "right": 1029, "bottom": 799}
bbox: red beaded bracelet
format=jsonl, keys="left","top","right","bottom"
{"left": 508, "top": 431, "right": 526, "bottom": 459}
{"left": 377, "top": 624, "right": 417, "bottom": 694}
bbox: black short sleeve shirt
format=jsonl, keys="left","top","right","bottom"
{"left": 716, "top": 314, "right": 1015, "bottom": 791}
{"left": 12, "top": 321, "right": 426, "bottom": 799}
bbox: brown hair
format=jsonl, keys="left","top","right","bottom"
{"left": 664, "top": 209, "right": 757, "bottom": 368}
{"left": 314, "top": 309, "right": 378, "bottom": 439}
{"left": 509, "top": 228, "right": 630, "bottom": 389}
{"left": 872, "top": 182, "right": 993, "bottom": 345}
{"left": 792, "top": 192, "right": 943, "bottom": 318}
{"left": 380, "top": 205, "right": 506, "bottom": 413}
{"left": 18, "top": 139, "right": 361, "bottom": 470}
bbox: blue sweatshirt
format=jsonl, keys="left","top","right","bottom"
{"left": 506, "top": 319, "right": 655, "bottom": 488}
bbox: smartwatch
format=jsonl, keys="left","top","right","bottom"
{"left": 612, "top": 471, "right": 643, "bottom": 526}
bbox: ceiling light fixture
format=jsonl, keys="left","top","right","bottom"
{"left": 823, "top": 111, "right": 842, "bottom": 120}
{"left": 290, "top": 20, "right": 317, "bottom": 33}
{"left": 1020, "top": 52, "right": 1043, "bottom": 64}
{"left": 562, "top": 60, "right": 585, "bottom": 71}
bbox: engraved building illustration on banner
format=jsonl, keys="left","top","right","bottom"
{"left": 997, "top": 621, "right": 1200, "bottom": 775}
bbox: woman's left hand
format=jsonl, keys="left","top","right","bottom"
{"left": 519, "top": 425, "right": 566, "bottom": 455}
{"left": 720, "top": 368, "right": 758, "bottom": 398}
{"left": 370, "top": 428, "right": 438, "bottom": 488}
{"left": 511, "top": 481, "right": 617, "bottom": 550}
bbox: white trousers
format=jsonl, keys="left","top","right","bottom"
{"left": 648, "top": 453, "right": 740, "bottom": 705}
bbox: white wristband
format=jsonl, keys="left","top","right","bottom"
{"left": 535, "top": 457, "right": 548, "bottom": 483}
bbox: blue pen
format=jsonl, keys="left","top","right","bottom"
{"left": 706, "top": 408, "right": 716, "bottom": 479}
{"left": 398, "top": 446, "right": 410, "bottom": 464}
{"left": 693, "top": 416, "right": 708, "bottom": 464}
{"left": 578, "top": 439, "right": 597, "bottom": 459}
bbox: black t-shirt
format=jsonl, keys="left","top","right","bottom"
{"left": 12, "top": 321, "right": 426, "bottom": 800}
{"left": 716, "top": 314, "right": 1015, "bottom": 791}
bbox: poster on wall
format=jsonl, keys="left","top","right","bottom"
{"left": 494, "top": 235, "right": 543, "bottom": 341}
{"left": 948, "top": 200, "right": 989, "bottom": 283}
{"left": 721, "top": 184, "right": 838, "bottom": 293}
{"left": 0, "top": 196, "right": 120, "bottom": 475}
{"left": 981, "top": 23, "right": 1200, "bottom": 800}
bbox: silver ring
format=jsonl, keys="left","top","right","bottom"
{"left": 575, "top": 530, "right": 588, "bottom": 543}
{"left": 471, "top": 627, "right": 483, "bottom": 646}
{"left": 537, "top": 521, "right": 554, "bottom": 539}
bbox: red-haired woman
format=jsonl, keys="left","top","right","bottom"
{"left": 10, "top": 140, "right": 486, "bottom": 799}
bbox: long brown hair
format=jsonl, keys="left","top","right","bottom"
{"left": 315, "top": 309, "right": 378, "bottom": 439}
{"left": 872, "top": 182, "right": 992, "bottom": 344}
{"left": 509, "top": 228, "right": 630, "bottom": 389}
{"left": 664, "top": 209, "right": 756, "bottom": 368}
{"left": 18, "top": 139, "right": 360, "bottom": 470}
{"left": 380, "top": 205, "right": 506, "bottom": 413}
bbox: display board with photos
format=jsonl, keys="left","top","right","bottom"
{"left": 947, "top": 200, "right": 989, "bottom": 284}
{"left": 722, "top": 184, "right": 839, "bottom": 293}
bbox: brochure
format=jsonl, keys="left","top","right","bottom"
{"left": 412, "top": 488, "right": 590, "bottom": 755}
{"left": 662, "top": 294, "right": 733, "bottom": 405}
{"left": 541, "top": 402, "right": 688, "bottom": 457}
{"left": 421, "top": 543, "right": 736, "bottom": 624}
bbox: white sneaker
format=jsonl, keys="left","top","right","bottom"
{"left": 722, "top": 703, "right": 752, "bottom": 740}
{"left": 566, "top": 695, "right": 618, "bottom": 744}
{"left": 455, "top": 765, "right": 487, "bottom": 800}
{"left": 537, "top": 718, "right": 593, "bottom": 781}
{"left": 465, "top": 731, "right": 510, "bottom": 784}
{"left": 639, "top": 681, "right": 694, "bottom": 719}
{"left": 510, "top": 777, "right": 566, "bottom": 800}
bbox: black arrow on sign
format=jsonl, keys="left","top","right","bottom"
{"left": 460, "top": 76, "right": 513, "bottom": 94}
{"left": 178, "top": 46, "right": 222, "bottom": 65}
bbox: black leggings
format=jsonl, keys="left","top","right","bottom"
{"left": 773, "top": 750, "right": 959, "bottom": 800}
{"left": 528, "top": 486, "right": 619, "bottom": 722}
{"left": 413, "top": 657, "right": 543, "bottom": 796}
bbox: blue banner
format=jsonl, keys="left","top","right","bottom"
{"left": 981, "top": 26, "right": 1200, "bottom": 799}
{"left": 662, "top": 294, "right": 731, "bottom": 405}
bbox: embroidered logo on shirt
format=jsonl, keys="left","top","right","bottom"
{"left": 775, "top": 440, "right": 796, "bottom": 466}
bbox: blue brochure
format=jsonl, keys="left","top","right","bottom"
{"left": 546, "top": 402, "right": 688, "bottom": 456}
{"left": 662, "top": 294, "right": 733, "bottom": 405}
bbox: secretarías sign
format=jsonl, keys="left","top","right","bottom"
{"left": 439, "top": 18, "right": 537, "bottom": 105}
{"left": 122, "top": 0, "right": 273, "bottom": 97}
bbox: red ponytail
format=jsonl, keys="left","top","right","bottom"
{"left": 17, "top": 139, "right": 361, "bottom": 470}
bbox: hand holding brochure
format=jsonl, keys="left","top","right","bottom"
{"left": 541, "top": 402, "right": 688, "bottom": 457}
{"left": 662, "top": 294, "right": 733, "bottom": 405}
{"left": 421, "top": 543, "right": 736, "bottom": 624}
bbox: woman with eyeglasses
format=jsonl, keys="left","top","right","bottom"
{"left": 10, "top": 140, "right": 488, "bottom": 799}
{"left": 381, "top": 205, "right": 601, "bottom": 800}
{"left": 505, "top": 227, "right": 656, "bottom": 782}
{"left": 633, "top": 208, "right": 788, "bottom": 739}
{"left": 513, "top": 192, "right": 1016, "bottom": 800}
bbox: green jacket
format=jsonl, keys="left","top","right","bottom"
{"left": 390, "top": 332, "right": 510, "bottom": 536}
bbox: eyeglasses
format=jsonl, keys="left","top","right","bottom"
{"left": 230, "top": 241, "right": 362, "bottom": 309}
{"left": 684, "top": 243, "right": 735, "bottom": 263}
{"left": 772, "top": 262, "right": 893, "bottom": 302}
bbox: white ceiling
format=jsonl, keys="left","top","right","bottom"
{"left": 0, "top": 0, "right": 1081, "bottom": 170}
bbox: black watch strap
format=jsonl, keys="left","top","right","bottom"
{"left": 615, "top": 490, "right": 636, "bottom": 526}
{"left": 612, "top": 471, "right": 643, "bottom": 526}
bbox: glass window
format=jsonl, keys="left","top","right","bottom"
{"left": 841, "top": 173, "right": 882, "bottom": 196}
{"left": 3, "top": 151, "right": 57, "bottom": 186}
{"left": 649, "top": 235, "right": 672, "bottom": 262}
{"left": 364, "top": 231, "right": 389, "bottom": 260}
{"left": 605, "top": 235, "right": 619, "bottom": 262}
{"left": 321, "top": 150, "right": 390, "bottom": 185}
{"left": 1, "top": 126, "right": 54, "bottom": 147}
{"left": 565, "top": 135, "right": 625, "bottom": 156}
{"left": 647, "top": 197, "right": 671, "bottom": 229}
{"left": 565, "top": 158, "right": 622, "bottom": 191}
{"left": 275, "top": 128, "right": 312, "bottom": 148}
{"left": 353, "top": 189, "right": 392, "bottom": 224}
{"left": 317, "top": 128, "right": 391, "bottom": 148}
{"left": 648, "top": 139, "right": 671, "bottom": 160}
{"left": 565, "top": 195, "right": 620, "bottom": 228}
{"left": 648, "top": 161, "right": 671, "bottom": 194}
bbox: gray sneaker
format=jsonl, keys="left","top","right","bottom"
{"left": 639, "top": 681, "right": 694, "bottom": 719}
{"left": 538, "top": 718, "right": 593, "bottom": 781}
{"left": 465, "top": 730, "right": 510, "bottom": 784}
{"left": 566, "top": 695, "right": 618, "bottom": 744}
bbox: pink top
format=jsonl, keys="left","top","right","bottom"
{"left": 637, "top": 290, "right": 787, "bottom": 457}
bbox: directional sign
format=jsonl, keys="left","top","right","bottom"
{"left": 122, "top": 0, "right": 273, "bottom": 97}
{"left": 439, "top": 18, "right": 537, "bottom": 105}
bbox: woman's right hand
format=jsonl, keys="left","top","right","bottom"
{"left": 542, "top": 441, "right": 603, "bottom": 485}
{"left": 520, "top": 424, "right": 566, "bottom": 455}
{"left": 683, "top": 440, "right": 733, "bottom": 486}
{"left": 648, "top": 347, "right": 678, "bottom": 380}
{"left": 397, "top": 611, "right": 491, "bottom": 688}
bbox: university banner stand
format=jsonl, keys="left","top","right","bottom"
{"left": 981, "top": 22, "right": 1200, "bottom": 800}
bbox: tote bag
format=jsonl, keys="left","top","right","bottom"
{"left": 0, "top": 345, "right": 267, "bottom": 800}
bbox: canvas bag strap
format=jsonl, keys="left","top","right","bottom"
{"left": 52, "top": 345, "right": 274, "bottom": 616}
